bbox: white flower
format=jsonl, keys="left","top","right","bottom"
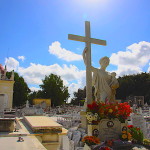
{"left": 94, "top": 113, "right": 98, "bottom": 117}
{"left": 132, "top": 147, "right": 148, "bottom": 150}
{"left": 86, "top": 112, "right": 94, "bottom": 123}
{"left": 87, "top": 112, "right": 93, "bottom": 116}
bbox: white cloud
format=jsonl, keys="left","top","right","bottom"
{"left": 18, "top": 63, "right": 85, "bottom": 84}
{"left": 18, "top": 63, "right": 86, "bottom": 102}
{"left": 5, "top": 57, "right": 19, "bottom": 71}
{"left": 30, "top": 87, "right": 40, "bottom": 92}
{"left": 49, "top": 41, "right": 82, "bottom": 61}
{"left": 110, "top": 41, "right": 150, "bottom": 76}
{"left": 18, "top": 56, "right": 25, "bottom": 61}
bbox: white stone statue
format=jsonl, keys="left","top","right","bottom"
{"left": 83, "top": 47, "right": 119, "bottom": 102}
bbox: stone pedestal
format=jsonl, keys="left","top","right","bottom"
{"left": 80, "top": 111, "right": 87, "bottom": 129}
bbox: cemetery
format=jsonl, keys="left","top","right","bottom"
{"left": 0, "top": 20, "right": 150, "bottom": 150}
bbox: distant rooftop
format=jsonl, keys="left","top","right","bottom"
{"left": 0, "top": 64, "right": 5, "bottom": 74}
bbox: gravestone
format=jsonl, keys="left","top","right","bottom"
{"left": 72, "top": 131, "right": 82, "bottom": 147}
{"left": 98, "top": 119, "right": 121, "bottom": 141}
{"left": 131, "top": 114, "right": 147, "bottom": 138}
{"left": 62, "top": 136, "right": 70, "bottom": 150}
{"left": 70, "top": 140, "right": 75, "bottom": 150}
{"left": 68, "top": 131, "right": 73, "bottom": 140}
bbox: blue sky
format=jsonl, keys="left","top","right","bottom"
{"left": 0, "top": 0, "right": 150, "bottom": 101}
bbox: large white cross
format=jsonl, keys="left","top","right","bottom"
{"left": 68, "top": 21, "right": 106, "bottom": 104}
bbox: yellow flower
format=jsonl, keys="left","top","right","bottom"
{"left": 122, "top": 134, "right": 127, "bottom": 139}
{"left": 108, "top": 109, "right": 113, "bottom": 113}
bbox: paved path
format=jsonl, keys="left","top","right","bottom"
{"left": 0, "top": 118, "right": 46, "bottom": 150}
{"left": 0, "top": 136, "right": 46, "bottom": 150}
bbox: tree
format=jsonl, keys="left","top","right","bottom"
{"left": 70, "top": 86, "right": 95, "bottom": 106}
{"left": 7, "top": 72, "right": 31, "bottom": 107}
{"left": 71, "top": 88, "right": 86, "bottom": 106}
{"left": 28, "top": 91, "right": 38, "bottom": 105}
{"left": 39, "top": 74, "right": 70, "bottom": 106}
{"left": 116, "top": 73, "right": 150, "bottom": 104}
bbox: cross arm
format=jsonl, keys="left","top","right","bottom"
{"left": 68, "top": 34, "right": 86, "bottom": 42}
{"left": 68, "top": 34, "right": 106, "bottom": 46}
{"left": 90, "top": 38, "right": 106, "bottom": 46}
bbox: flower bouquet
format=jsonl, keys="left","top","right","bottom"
{"left": 143, "top": 139, "right": 150, "bottom": 146}
{"left": 86, "top": 112, "right": 99, "bottom": 124}
{"left": 86, "top": 101, "right": 132, "bottom": 123}
{"left": 128, "top": 125, "right": 144, "bottom": 144}
{"left": 121, "top": 130, "right": 132, "bottom": 141}
{"left": 82, "top": 136, "right": 100, "bottom": 146}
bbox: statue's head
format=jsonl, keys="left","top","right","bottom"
{"left": 99, "top": 56, "right": 110, "bottom": 69}
{"left": 111, "top": 72, "right": 116, "bottom": 77}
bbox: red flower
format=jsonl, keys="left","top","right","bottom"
{"left": 136, "top": 128, "right": 140, "bottom": 131}
{"left": 99, "top": 146, "right": 111, "bottom": 150}
{"left": 87, "top": 101, "right": 99, "bottom": 111}
{"left": 128, "top": 125, "right": 134, "bottom": 128}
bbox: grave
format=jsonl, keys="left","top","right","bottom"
{"left": 57, "top": 21, "right": 150, "bottom": 150}
{"left": 131, "top": 113, "right": 147, "bottom": 138}
{"left": 23, "top": 116, "right": 68, "bottom": 150}
{"left": 98, "top": 119, "right": 121, "bottom": 141}
{"left": 0, "top": 118, "right": 15, "bottom": 132}
{"left": 66, "top": 21, "right": 138, "bottom": 150}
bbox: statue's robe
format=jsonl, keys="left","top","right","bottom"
{"left": 92, "top": 68, "right": 112, "bottom": 102}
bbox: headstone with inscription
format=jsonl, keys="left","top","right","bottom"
{"left": 98, "top": 119, "right": 121, "bottom": 141}
{"left": 131, "top": 114, "right": 147, "bottom": 138}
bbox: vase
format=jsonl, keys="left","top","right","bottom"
{"left": 87, "top": 124, "right": 99, "bottom": 136}
{"left": 121, "top": 120, "right": 128, "bottom": 132}
{"left": 83, "top": 143, "right": 91, "bottom": 150}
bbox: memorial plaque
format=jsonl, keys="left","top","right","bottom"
{"left": 99, "top": 119, "right": 121, "bottom": 141}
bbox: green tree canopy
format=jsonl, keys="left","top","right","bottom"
{"left": 39, "top": 73, "right": 70, "bottom": 106}
{"left": 70, "top": 86, "right": 95, "bottom": 106}
{"left": 71, "top": 88, "right": 86, "bottom": 106}
{"left": 116, "top": 72, "right": 150, "bottom": 104}
{"left": 7, "top": 72, "right": 31, "bottom": 107}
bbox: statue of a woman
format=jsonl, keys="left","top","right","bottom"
{"left": 83, "top": 47, "right": 119, "bottom": 102}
